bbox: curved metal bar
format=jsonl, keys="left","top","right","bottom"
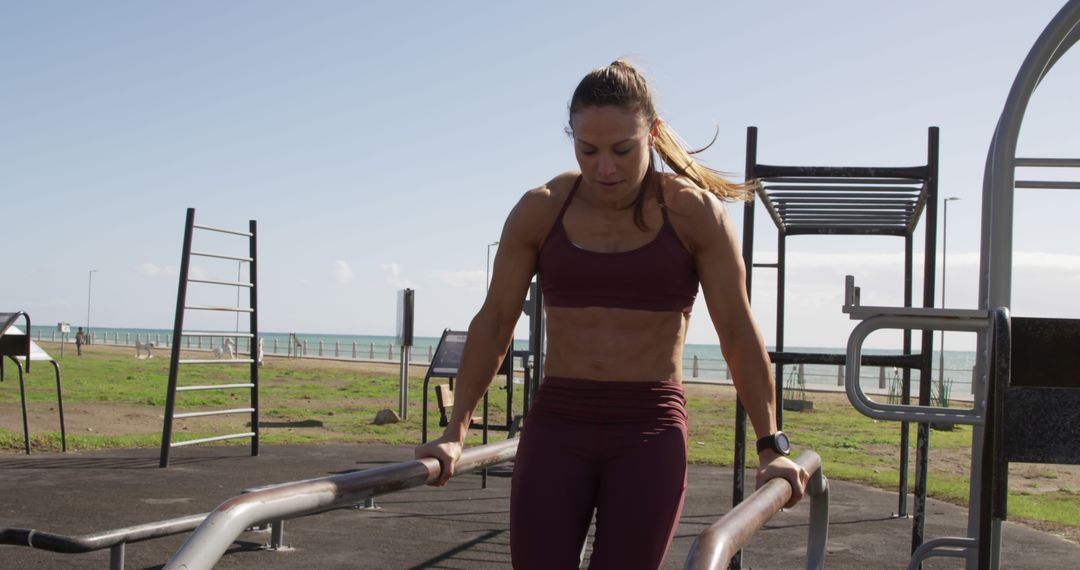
{"left": 166, "top": 438, "right": 519, "bottom": 569}
{"left": 0, "top": 514, "right": 208, "bottom": 553}
{"left": 906, "top": 537, "right": 977, "bottom": 570}
{"left": 845, "top": 313, "right": 989, "bottom": 424}
{"left": 684, "top": 451, "right": 827, "bottom": 570}
{"left": 983, "top": 0, "right": 1080, "bottom": 312}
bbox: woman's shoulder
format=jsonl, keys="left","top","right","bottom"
{"left": 506, "top": 171, "right": 581, "bottom": 245}
{"left": 659, "top": 173, "right": 726, "bottom": 218}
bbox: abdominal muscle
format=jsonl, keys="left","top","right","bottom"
{"left": 542, "top": 306, "right": 689, "bottom": 382}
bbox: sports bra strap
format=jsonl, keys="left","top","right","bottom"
{"left": 556, "top": 175, "right": 583, "bottom": 221}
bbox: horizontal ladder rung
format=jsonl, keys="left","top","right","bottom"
{"left": 174, "top": 408, "right": 255, "bottom": 419}
{"left": 1015, "top": 180, "right": 1080, "bottom": 190}
{"left": 181, "top": 331, "right": 255, "bottom": 338}
{"left": 170, "top": 432, "right": 256, "bottom": 448}
{"left": 1016, "top": 158, "right": 1080, "bottom": 168}
{"left": 191, "top": 251, "right": 253, "bottom": 263}
{"left": 193, "top": 223, "right": 253, "bottom": 237}
{"left": 185, "top": 305, "right": 253, "bottom": 313}
{"left": 188, "top": 278, "right": 253, "bottom": 288}
{"left": 177, "top": 383, "right": 255, "bottom": 392}
{"left": 178, "top": 359, "right": 256, "bottom": 365}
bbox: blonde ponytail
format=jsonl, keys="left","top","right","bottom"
{"left": 653, "top": 121, "right": 754, "bottom": 201}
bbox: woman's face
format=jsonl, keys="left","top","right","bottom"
{"left": 570, "top": 105, "right": 654, "bottom": 204}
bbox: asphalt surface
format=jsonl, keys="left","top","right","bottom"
{"left": 1, "top": 443, "right": 1077, "bottom": 569}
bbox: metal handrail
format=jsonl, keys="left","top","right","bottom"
{"left": 684, "top": 451, "right": 828, "bottom": 570}
{"left": 0, "top": 514, "right": 208, "bottom": 553}
{"left": 844, "top": 312, "right": 989, "bottom": 425}
{"left": 165, "top": 438, "right": 519, "bottom": 569}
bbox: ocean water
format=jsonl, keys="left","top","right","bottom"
{"left": 36, "top": 326, "right": 979, "bottom": 395}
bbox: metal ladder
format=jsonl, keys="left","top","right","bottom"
{"left": 160, "top": 208, "right": 259, "bottom": 468}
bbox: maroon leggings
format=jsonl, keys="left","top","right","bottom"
{"left": 510, "top": 377, "right": 688, "bottom": 570}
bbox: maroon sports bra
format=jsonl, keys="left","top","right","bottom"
{"left": 538, "top": 176, "right": 699, "bottom": 313}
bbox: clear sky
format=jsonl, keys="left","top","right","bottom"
{"left": 4, "top": 1, "right": 1079, "bottom": 350}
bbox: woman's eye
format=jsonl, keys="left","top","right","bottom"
{"left": 614, "top": 148, "right": 631, "bottom": 156}
{"left": 580, "top": 149, "right": 597, "bottom": 156}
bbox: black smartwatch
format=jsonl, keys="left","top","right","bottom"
{"left": 756, "top": 431, "right": 791, "bottom": 456}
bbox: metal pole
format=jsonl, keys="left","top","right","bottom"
{"left": 938, "top": 197, "right": 960, "bottom": 401}
{"left": 87, "top": 270, "right": 98, "bottom": 340}
{"left": 486, "top": 241, "right": 499, "bottom": 291}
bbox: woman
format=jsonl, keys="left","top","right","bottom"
{"left": 415, "top": 59, "right": 809, "bottom": 569}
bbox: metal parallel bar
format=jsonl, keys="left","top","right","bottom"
{"left": 177, "top": 383, "right": 255, "bottom": 392}
{"left": 192, "top": 223, "right": 252, "bottom": 237}
{"left": 190, "top": 251, "right": 253, "bottom": 263}
{"left": 187, "top": 278, "right": 253, "bottom": 288}
{"left": 178, "top": 359, "right": 256, "bottom": 365}
{"left": 180, "top": 331, "right": 254, "bottom": 338}
{"left": 184, "top": 305, "right": 253, "bottom": 313}
{"left": 776, "top": 202, "right": 916, "bottom": 209}
{"left": 162, "top": 208, "right": 196, "bottom": 468}
{"left": 1014, "top": 180, "right": 1080, "bottom": 189}
{"left": 765, "top": 191, "right": 921, "bottom": 199}
{"left": 165, "top": 439, "right": 520, "bottom": 569}
{"left": 782, "top": 213, "right": 911, "bottom": 220}
{"left": 761, "top": 177, "right": 924, "bottom": 184}
{"left": 1015, "top": 157, "right": 1080, "bottom": 167}
{"left": 784, "top": 227, "right": 909, "bottom": 236}
{"left": 173, "top": 408, "right": 255, "bottom": 419}
{"left": 768, "top": 351, "right": 922, "bottom": 369}
{"left": 0, "top": 513, "right": 208, "bottom": 553}
{"left": 683, "top": 451, "right": 828, "bottom": 570}
{"left": 754, "top": 164, "right": 929, "bottom": 179}
{"left": 762, "top": 185, "right": 922, "bottom": 192}
{"left": 170, "top": 432, "right": 256, "bottom": 448}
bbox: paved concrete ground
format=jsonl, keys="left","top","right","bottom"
{"left": 1, "top": 444, "right": 1077, "bottom": 569}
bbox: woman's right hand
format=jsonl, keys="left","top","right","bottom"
{"left": 414, "top": 435, "right": 463, "bottom": 487}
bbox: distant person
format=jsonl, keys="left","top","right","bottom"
{"left": 75, "top": 327, "right": 85, "bottom": 356}
{"left": 416, "top": 60, "right": 809, "bottom": 568}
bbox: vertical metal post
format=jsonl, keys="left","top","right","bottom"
{"left": 899, "top": 233, "right": 914, "bottom": 518}
{"left": 912, "top": 127, "right": 940, "bottom": 559}
{"left": 109, "top": 543, "right": 125, "bottom": 570}
{"left": 270, "top": 520, "right": 284, "bottom": 549}
{"left": 731, "top": 125, "right": 758, "bottom": 570}
{"left": 775, "top": 234, "right": 786, "bottom": 429}
{"left": 161, "top": 208, "right": 196, "bottom": 468}
{"left": 399, "top": 345, "right": 411, "bottom": 420}
{"left": 249, "top": 219, "right": 260, "bottom": 457}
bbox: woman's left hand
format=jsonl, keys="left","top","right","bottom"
{"left": 756, "top": 451, "right": 810, "bottom": 509}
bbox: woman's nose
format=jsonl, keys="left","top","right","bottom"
{"left": 597, "top": 154, "right": 616, "bottom": 176}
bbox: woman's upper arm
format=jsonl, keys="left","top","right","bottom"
{"left": 481, "top": 181, "right": 563, "bottom": 324}
{"left": 673, "top": 188, "right": 753, "bottom": 346}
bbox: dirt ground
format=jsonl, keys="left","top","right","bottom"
{"left": 3, "top": 344, "right": 1079, "bottom": 544}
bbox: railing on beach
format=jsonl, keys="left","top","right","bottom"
{"left": 31, "top": 329, "right": 977, "bottom": 396}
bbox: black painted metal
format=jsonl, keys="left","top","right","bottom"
{"left": 910, "top": 127, "right": 940, "bottom": 559}
{"left": 899, "top": 235, "right": 914, "bottom": 519}
{"left": 744, "top": 127, "right": 942, "bottom": 550}
{"left": 775, "top": 235, "right": 785, "bottom": 430}
{"left": 730, "top": 126, "right": 759, "bottom": 570}
{"left": 160, "top": 209, "right": 195, "bottom": 468}
{"left": 767, "top": 351, "right": 921, "bottom": 368}
{"left": 248, "top": 219, "right": 260, "bottom": 457}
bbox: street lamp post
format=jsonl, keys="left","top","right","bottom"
{"left": 939, "top": 197, "right": 960, "bottom": 400}
{"left": 87, "top": 269, "right": 98, "bottom": 344}
{"left": 486, "top": 241, "right": 500, "bottom": 291}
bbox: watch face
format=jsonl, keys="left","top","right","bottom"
{"left": 776, "top": 432, "right": 791, "bottom": 453}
